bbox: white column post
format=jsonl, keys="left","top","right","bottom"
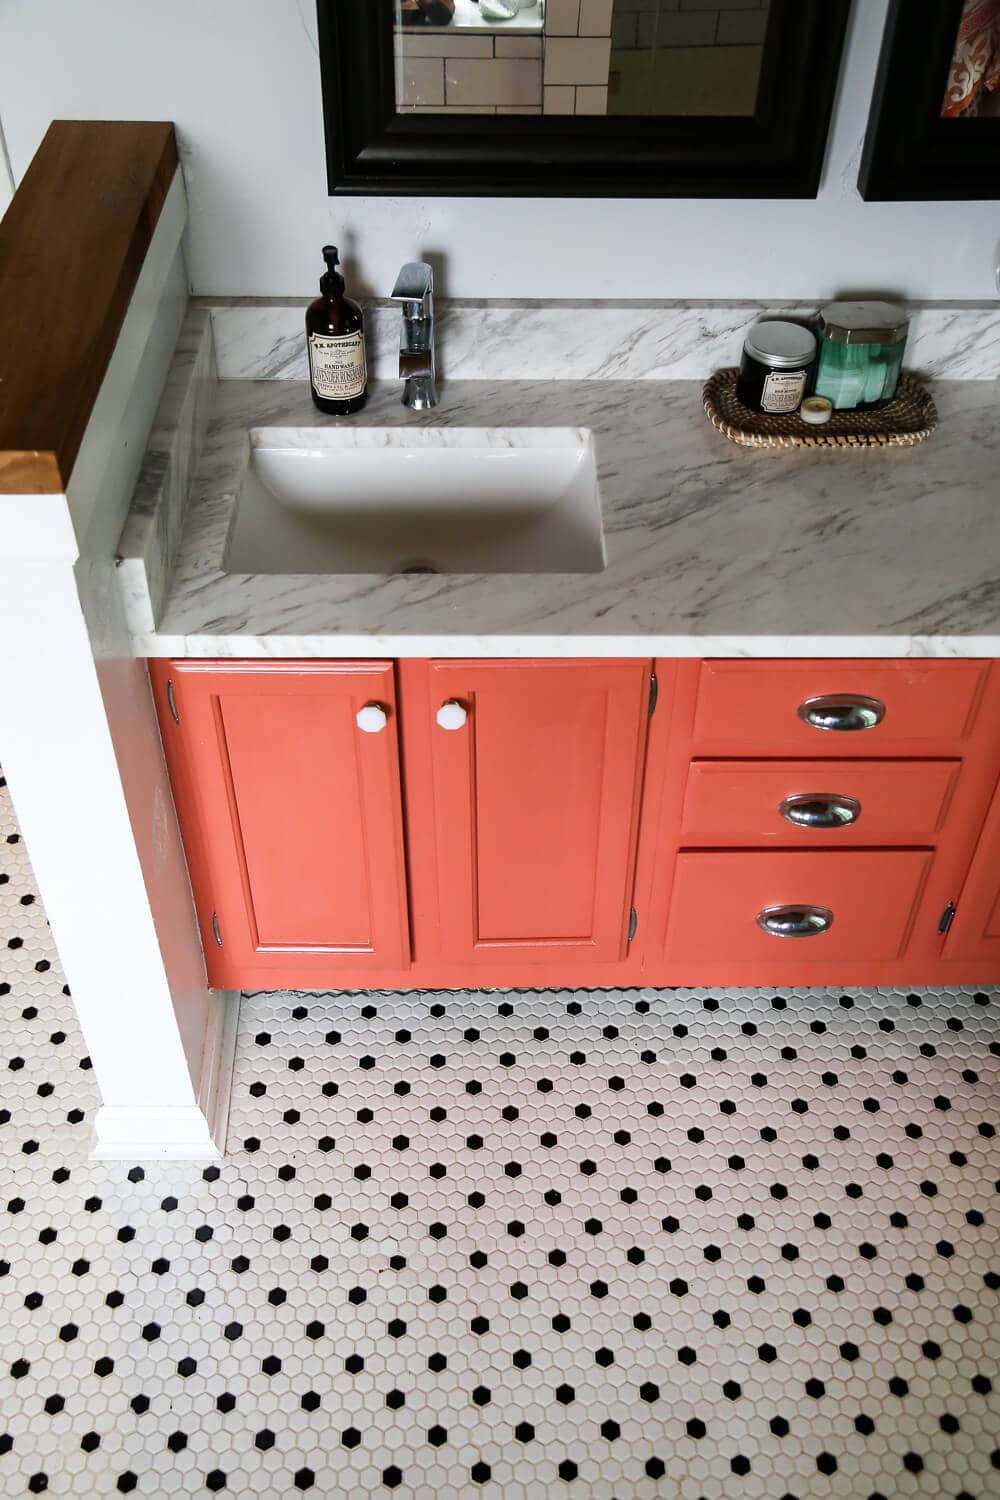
{"left": 0, "top": 170, "right": 237, "bottom": 1160}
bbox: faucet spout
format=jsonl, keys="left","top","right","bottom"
{"left": 390, "top": 262, "right": 439, "bottom": 409}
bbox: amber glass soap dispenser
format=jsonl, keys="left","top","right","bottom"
{"left": 306, "top": 245, "right": 368, "bottom": 415}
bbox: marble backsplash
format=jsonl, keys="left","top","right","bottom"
{"left": 205, "top": 297, "right": 1000, "bottom": 384}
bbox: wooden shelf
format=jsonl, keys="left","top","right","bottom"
{"left": 0, "top": 120, "right": 178, "bottom": 495}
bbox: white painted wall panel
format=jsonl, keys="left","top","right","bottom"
{"left": 0, "top": 112, "right": 13, "bottom": 217}
{"left": 0, "top": 1, "right": 997, "bottom": 302}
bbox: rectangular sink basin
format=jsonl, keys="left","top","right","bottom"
{"left": 224, "top": 427, "right": 605, "bottom": 575}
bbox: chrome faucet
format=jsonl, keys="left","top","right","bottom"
{"left": 390, "top": 262, "right": 438, "bottom": 410}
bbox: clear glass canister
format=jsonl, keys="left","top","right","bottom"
{"left": 812, "top": 300, "right": 909, "bottom": 412}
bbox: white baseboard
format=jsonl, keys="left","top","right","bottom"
{"left": 91, "top": 1104, "right": 223, "bottom": 1160}
{"left": 91, "top": 991, "right": 241, "bottom": 1161}
{"left": 198, "top": 988, "right": 241, "bottom": 1156}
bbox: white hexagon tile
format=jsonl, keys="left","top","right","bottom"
{"left": 1, "top": 769, "right": 999, "bottom": 1499}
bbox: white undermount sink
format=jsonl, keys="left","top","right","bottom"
{"left": 223, "top": 427, "right": 605, "bottom": 575}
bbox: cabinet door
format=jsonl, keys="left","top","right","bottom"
{"left": 945, "top": 771, "right": 1000, "bottom": 963}
{"left": 413, "top": 659, "right": 651, "bottom": 965}
{"left": 152, "top": 660, "right": 409, "bottom": 985}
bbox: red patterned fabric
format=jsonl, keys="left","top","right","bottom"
{"left": 942, "top": 0, "right": 1000, "bottom": 115}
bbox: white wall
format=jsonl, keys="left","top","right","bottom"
{"left": 1, "top": 0, "right": 998, "bottom": 300}
{"left": 0, "top": 111, "right": 14, "bottom": 216}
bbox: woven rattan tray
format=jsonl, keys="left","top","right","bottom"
{"left": 703, "top": 368, "right": 937, "bottom": 449}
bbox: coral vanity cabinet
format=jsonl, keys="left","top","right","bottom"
{"left": 150, "top": 657, "right": 1000, "bottom": 991}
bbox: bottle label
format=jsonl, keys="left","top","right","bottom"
{"left": 308, "top": 331, "right": 367, "bottom": 401}
{"left": 761, "top": 368, "right": 807, "bottom": 413}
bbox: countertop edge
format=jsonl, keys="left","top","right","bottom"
{"left": 134, "top": 635, "right": 1000, "bottom": 661}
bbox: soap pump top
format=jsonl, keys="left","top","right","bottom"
{"left": 319, "top": 244, "right": 344, "bottom": 298}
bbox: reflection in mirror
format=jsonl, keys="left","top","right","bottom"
{"left": 942, "top": 0, "right": 1000, "bottom": 116}
{"left": 393, "top": 0, "right": 770, "bottom": 118}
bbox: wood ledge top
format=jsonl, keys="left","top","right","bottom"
{"left": 0, "top": 121, "right": 178, "bottom": 495}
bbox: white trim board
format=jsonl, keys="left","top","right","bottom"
{"left": 0, "top": 113, "right": 14, "bottom": 216}
{"left": 92, "top": 991, "right": 240, "bottom": 1160}
{"left": 0, "top": 165, "right": 230, "bottom": 1163}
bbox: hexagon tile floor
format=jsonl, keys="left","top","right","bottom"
{"left": 2, "top": 776, "right": 1000, "bottom": 1499}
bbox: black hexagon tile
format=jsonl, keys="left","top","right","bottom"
{"left": 1, "top": 770, "right": 999, "bottom": 1497}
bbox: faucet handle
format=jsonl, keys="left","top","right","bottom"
{"left": 391, "top": 261, "right": 434, "bottom": 316}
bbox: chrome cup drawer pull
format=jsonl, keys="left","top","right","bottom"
{"left": 779, "top": 793, "right": 861, "bottom": 829}
{"left": 798, "top": 694, "right": 885, "bottom": 732}
{"left": 756, "top": 904, "right": 833, "bottom": 938}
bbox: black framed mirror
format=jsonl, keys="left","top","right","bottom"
{"left": 860, "top": 0, "right": 1000, "bottom": 199}
{"left": 318, "top": 0, "right": 850, "bottom": 198}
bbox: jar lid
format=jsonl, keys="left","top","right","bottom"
{"left": 744, "top": 319, "right": 817, "bottom": 369}
{"left": 820, "top": 299, "right": 909, "bottom": 345}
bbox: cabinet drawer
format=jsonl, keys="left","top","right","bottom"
{"left": 665, "top": 849, "right": 933, "bottom": 962}
{"left": 692, "top": 661, "right": 988, "bottom": 754}
{"left": 681, "top": 760, "right": 961, "bottom": 841}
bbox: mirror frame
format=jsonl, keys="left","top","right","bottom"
{"left": 318, "top": 0, "right": 850, "bottom": 198}
{"left": 860, "top": 0, "right": 1000, "bottom": 200}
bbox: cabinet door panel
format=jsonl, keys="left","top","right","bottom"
{"left": 423, "top": 660, "right": 650, "bottom": 964}
{"left": 152, "top": 660, "right": 409, "bottom": 981}
{"left": 217, "top": 692, "right": 372, "bottom": 949}
{"left": 945, "top": 772, "right": 1000, "bottom": 963}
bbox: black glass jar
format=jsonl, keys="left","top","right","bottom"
{"left": 736, "top": 319, "right": 817, "bottom": 415}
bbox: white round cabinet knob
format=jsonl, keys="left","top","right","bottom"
{"left": 436, "top": 700, "right": 468, "bottom": 731}
{"left": 356, "top": 703, "right": 388, "bottom": 734}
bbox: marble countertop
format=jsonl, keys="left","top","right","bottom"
{"left": 138, "top": 375, "right": 1000, "bottom": 657}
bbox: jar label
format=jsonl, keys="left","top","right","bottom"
{"left": 761, "top": 368, "right": 807, "bottom": 413}
{"left": 308, "top": 331, "right": 367, "bottom": 401}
